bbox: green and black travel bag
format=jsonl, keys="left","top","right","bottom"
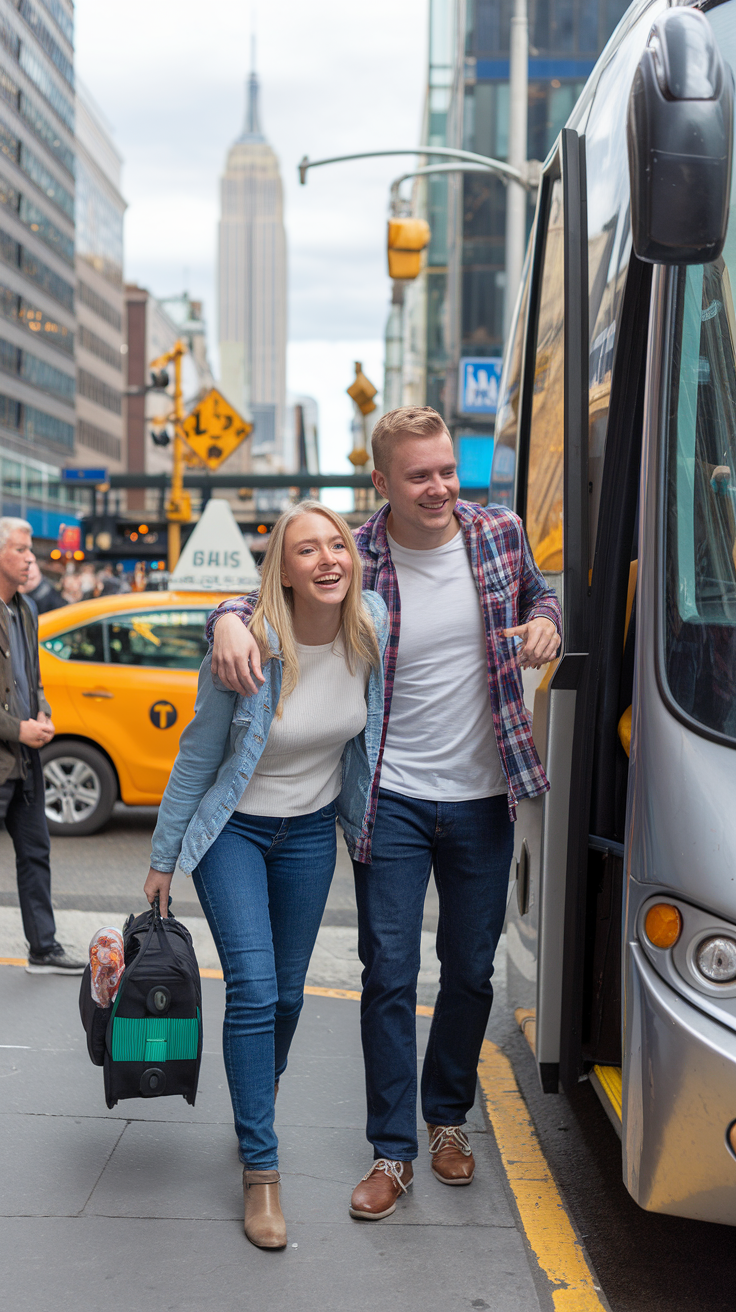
{"left": 79, "top": 899, "right": 203, "bottom": 1109}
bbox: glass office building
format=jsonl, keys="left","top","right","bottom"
{"left": 0, "top": 0, "right": 80, "bottom": 540}
{"left": 401, "top": 0, "right": 630, "bottom": 442}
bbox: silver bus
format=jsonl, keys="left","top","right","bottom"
{"left": 493, "top": 0, "right": 736, "bottom": 1224}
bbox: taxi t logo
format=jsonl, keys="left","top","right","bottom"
{"left": 150, "top": 700, "right": 177, "bottom": 730}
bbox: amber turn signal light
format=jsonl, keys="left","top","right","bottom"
{"left": 645, "top": 903, "right": 682, "bottom": 949}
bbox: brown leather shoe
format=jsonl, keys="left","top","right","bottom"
{"left": 243, "top": 1169, "right": 287, "bottom": 1248}
{"left": 349, "top": 1158, "right": 414, "bottom": 1220}
{"left": 427, "top": 1124, "right": 475, "bottom": 1184}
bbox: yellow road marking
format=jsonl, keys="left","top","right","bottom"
{"left": 0, "top": 958, "right": 434, "bottom": 1019}
{"left": 203, "top": 973, "right": 435, "bottom": 1016}
{"left": 514, "top": 1006, "right": 537, "bottom": 1053}
{"left": 592, "top": 1065, "right": 622, "bottom": 1123}
{"left": 478, "top": 1039, "right": 606, "bottom": 1311}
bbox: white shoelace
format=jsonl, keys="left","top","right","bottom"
{"left": 428, "top": 1125, "right": 472, "bottom": 1157}
{"left": 361, "top": 1158, "right": 410, "bottom": 1194}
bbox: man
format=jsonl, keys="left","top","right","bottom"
{"left": 20, "top": 555, "right": 66, "bottom": 614}
{"left": 0, "top": 518, "right": 84, "bottom": 974}
{"left": 206, "top": 408, "right": 561, "bottom": 1218}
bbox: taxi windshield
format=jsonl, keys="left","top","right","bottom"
{"left": 664, "top": 3, "right": 736, "bottom": 743}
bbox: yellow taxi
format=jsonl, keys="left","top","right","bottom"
{"left": 37, "top": 591, "right": 236, "bottom": 835}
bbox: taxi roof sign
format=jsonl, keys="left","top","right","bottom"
{"left": 181, "top": 388, "right": 253, "bottom": 470}
{"left": 169, "top": 498, "right": 260, "bottom": 593}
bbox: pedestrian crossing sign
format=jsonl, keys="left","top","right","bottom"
{"left": 181, "top": 389, "right": 253, "bottom": 470}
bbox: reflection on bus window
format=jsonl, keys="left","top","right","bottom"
{"left": 491, "top": 253, "right": 529, "bottom": 507}
{"left": 526, "top": 177, "right": 564, "bottom": 572}
{"left": 489, "top": 443, "right": 516, "bottom": 508}
{"left": 666, "top": 259, "right": 736, "bottom": 740}
{"left": 584, "top": 4, "right": 644, "bottom": 572}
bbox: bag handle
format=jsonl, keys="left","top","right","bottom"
{"left": 123, "top": 897, "right": 177, "bottom": 985}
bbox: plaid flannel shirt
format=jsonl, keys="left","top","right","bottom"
{"left": 205, "top": 500, "right": 562, "bottom": 862}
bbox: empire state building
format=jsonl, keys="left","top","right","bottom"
{"left": 218, "top": 68, "right": 287, "bottom": 466}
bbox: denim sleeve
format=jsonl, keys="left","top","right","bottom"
{"left": 517, "top": 520, "right": 562, "bottom": 636}
{"left": 204, "top": 591, "right": 259, "bottom": 647}
{"left": 362, "top": 589, "right": 389, "bottom": 655}
{"left": 149, "top": 651, "right": 238, "bottom": 873}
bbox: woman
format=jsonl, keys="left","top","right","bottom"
{"left": 144, "top": 502, "right": 387, "bottom": 1249}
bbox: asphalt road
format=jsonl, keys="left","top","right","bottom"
{"left": 0, "top": 801, "right": 440, "bottom": 929}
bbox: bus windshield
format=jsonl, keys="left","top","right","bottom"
{"left": 663, "top": 2, "right": 736, "bottom": 742}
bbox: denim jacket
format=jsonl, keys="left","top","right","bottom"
{"left": 150, "top": 590, "right": 389, "bottom": 875}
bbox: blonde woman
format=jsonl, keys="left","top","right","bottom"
{"left": 144, "top": 503, "right": 388, "bottom": 1249}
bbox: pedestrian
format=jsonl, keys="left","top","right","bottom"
{"left": 78, "top": 563, "right": 96, "bottom": 597}
{"left": 143, "top": 502, "right": 388, "bottom": 1249}
{"left": 20, "top": 555, "right": 66, "bottom": 614}
{"left": 207, "top": 406, "right": 562, "bottom": 1220}
{"left": 0, "top": 518, "right": 84, "bottom": 974}
{"left": 93, "top": 564, "right": 121, "bottom": 598}
{"left": 60, "top": 570, "right": 82, "bottom": 604}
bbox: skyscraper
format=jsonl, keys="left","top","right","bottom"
{"left": 218, "top": 63, "right": 287, "bottom": 471}
{"left": 75, "top": 80, "right": 125, "bottom": 477}
{"left": 401, "top": 0, "right": 629, "bottom": 434}
{"left": 0, "top": 0, "right": 78, "bottom": 544}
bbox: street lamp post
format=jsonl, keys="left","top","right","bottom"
{"left": 505, "top": 0, "right": 529, "bottom": 338}
{"left": 298, "top": 147, "right": 533, "bottom": 189}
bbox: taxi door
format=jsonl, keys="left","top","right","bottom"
{"left": 65, "top": 606, "right": 208, "bottom": 800}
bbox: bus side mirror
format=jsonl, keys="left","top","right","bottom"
{"left": 627, "top": 8, "right": 733, "bottom": 265}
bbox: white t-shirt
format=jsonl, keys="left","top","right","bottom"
{"left": 236, "top": 636, "right": 367, "bottom": 818}
{"left": 379, "top": 528, "right": 507, "bottom": 801}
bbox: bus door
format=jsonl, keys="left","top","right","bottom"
{"left": 500, "top": 128, "right": 590, "bottom": 1092}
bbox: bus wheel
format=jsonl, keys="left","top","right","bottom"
{"left": 40, "top": 742, "right": 117, "bottom": 836}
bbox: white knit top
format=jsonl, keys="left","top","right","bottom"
{"left": 235, "top": 635, "right": 368, "bottom": 818}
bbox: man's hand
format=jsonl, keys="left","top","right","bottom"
{"left": 19, "top": 715, "right": 55, "bottom": 748}
{"left": 143, "top": 867, "right": 173, "bottom": 918}
{"left": 503, "top": 617, "right": 561, "bottom": 670}
{"left": 211, "top": 613, "right": 264, "bottom": 696}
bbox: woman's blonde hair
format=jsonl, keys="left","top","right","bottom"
{"left": 249, "top": 500, "right": 380, "bottom": 714}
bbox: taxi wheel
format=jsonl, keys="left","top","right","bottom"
{"left": 40, "top": 741, "right": 118, "bottom": 837}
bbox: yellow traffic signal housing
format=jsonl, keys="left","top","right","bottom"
{"left": 387, "top": 217, "right": 431, "bottom": 280}
{"left": 347, "top": 362, "right": 377, "bottom": 415}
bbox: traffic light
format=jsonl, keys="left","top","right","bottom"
{"left": 151, "top": 428, "right": 171, "bottom": 447}
{"left": 387, "top": 217, "right": 431, "bottom": 280}
{"left": 347, "top": 361, "right": 377, "bottom": 416}
{"left": 150, "top": 368, "right": 170, "bottom": 389}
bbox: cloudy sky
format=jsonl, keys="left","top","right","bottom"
{"left": 74, "top": 0, "right": 429, "bottom": 492}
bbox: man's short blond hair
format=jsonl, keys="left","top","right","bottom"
{"left": 371, "top": 406, "right": 451, "bottom": 473}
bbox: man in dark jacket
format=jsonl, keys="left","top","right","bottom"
{"left": 21, "top": 556, "right": 66, "bottom": 614}
{"left": 0, "top": 518, "right": 83, "bottom": 973}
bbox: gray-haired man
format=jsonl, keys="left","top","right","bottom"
{"left": 0, "top": 518, "right": 83, "bottom": 973}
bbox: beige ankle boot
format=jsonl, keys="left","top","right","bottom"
{"left": 243, "top": 1169, "right": 286, "bottom": 1248}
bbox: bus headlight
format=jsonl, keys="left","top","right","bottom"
{"left": 695, "top": 936, "right": 736, "bottom": 983}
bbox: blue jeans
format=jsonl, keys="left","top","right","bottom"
{"left": 353, "top": 789, "right": 514, "bottom": 1161}
{"left": 192, "top": 804, "right": 337, "bottom": 1169}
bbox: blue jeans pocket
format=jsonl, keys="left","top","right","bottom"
{"left": 320, "top": 802, "right": 337, "bottom": 819}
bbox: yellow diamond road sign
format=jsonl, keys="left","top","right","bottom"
{"left": 181, "top": 388, "right": 253, "bottom": 470}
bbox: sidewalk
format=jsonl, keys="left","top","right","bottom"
{"left": 0, "top": 958, "right": 549, "bottom": 1312}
